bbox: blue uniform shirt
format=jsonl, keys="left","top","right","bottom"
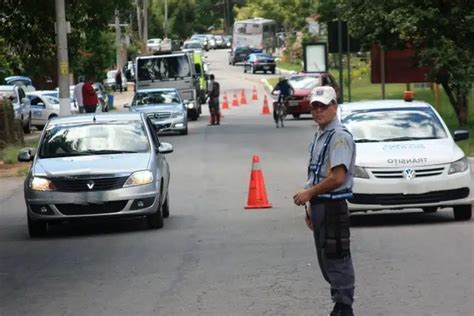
{"left": 305, "top": 118, "right": 356, "bottom": 193}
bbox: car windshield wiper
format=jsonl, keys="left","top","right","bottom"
{"left": 79, "top": 150, "right": 141, "bottom": 155}
{"left": 382, "top": 136, "right": 440, "bottom": 142}
{"left": 354, "top": 138, "right": 381, "bottom": 143}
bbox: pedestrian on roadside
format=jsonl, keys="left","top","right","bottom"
{"left": 207, "top": 74, "right": 220, "bottom": 125}
{"left": 73, "top": 76, "right": 85, "bottom": 113}
{"left": 293, "top": 86, "right": 356, "bottom": 316}
{"left": 115, "top": 69, "right": 123, "bottom": 93}
{"left": 82, "top": 79, "right": 99, "bottom": 113}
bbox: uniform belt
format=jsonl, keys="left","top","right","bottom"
{"left": 311, "top": 189, "right": 353, "bottom": 202}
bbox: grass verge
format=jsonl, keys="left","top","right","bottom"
{"left": 0, "top": 137, "right": 40, "bottom": 164}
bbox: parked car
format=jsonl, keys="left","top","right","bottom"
{"left": 214, "top": 35, "right": 224, "bottom": 48}
{"left": 273, "top": 72, "right": 340, "bottom": 119}
{"left": 92, "top": 82, "right": 109, "bottom": 112}
{"left": 125, "top": 88, "right": 188, "bottom": 135}
{"left": 19, "top": 112, "right": 173, "bottom": 237}
{"left": 243, "top": 53, "right": 276, "bottom": 74}
{"left": 190, "top": 34, "right": 209, "bottom": 51}
{"left": 147, "top": 38, "right": 162, "bottom": 52}
{"left": 339, "top": 99, "right": 473, "bottom": 220}
{"left": 103, "top": 70, "right": 128, "bottom": 92}
{"left": 181, "top": 40, "right": 204, "bottom": 53}
{"left": 0, "top": 84, "right": 32, "bottom": 133}
{"left": 27, "top": 91, "right": 79, "bottom": 130}
{"left": 228, "top": 46, "right": 262, "bottom": 65}
{"left": 223, "top": 35, "right": 232, "bottom": 48}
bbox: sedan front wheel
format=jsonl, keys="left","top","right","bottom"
{"left": 147, "top": 196, "right": 164, "bottom": 229}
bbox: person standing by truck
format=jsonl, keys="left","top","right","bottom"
{"left": 82, "top": 79, "right": 99, "bottom": 113}
{"left": 207, "top": 74, "right": 220, "bottom": 125}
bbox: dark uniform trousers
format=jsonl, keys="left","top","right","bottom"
{"left": 310, "top": 199, "right": 355, "bottom": 306}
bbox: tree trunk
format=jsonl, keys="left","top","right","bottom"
{"left": 441, "top": 81, "right": 469, "bottom": 125}
{"left": 136, "top": 0, "right": 143, "bottom": 41}
{"left": 457, "top": 92, "right": 468, "bottom": 126}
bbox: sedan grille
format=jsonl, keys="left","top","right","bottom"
{"left": 51, "top": 176, "right": 129, "bottom": 192}
{"left": 350, "top": 188, "right": 469, "bottom": 205}
{"left": 371, "top": 167, "right": 445, "bottom": 179}
{"left": 56, "top": 201, "right": 128, "bottom": 215}
{"left": 148, "top": 112, "right": 171, "bottom": 120}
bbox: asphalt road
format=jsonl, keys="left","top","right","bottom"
{"left": 0, "top": 50, "right": 473, "bottom": 316}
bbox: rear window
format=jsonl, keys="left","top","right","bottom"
{"left": 137, "top": 55, "right": 192, "bottom": 81}
{"left": 288, "top": 76, "right": 321, "bottom": 90}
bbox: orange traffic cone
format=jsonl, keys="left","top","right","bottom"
{"left": 240, "top": 89, "right": 247, "bottom": 105}
{"left": 222, "top": 92, "right": 229, "bottom": 109}
{"left": 245, "top": 155, "right": 272, "bottom": 209}
{"left": 261, "top": 95, "right": 271, "bottom": 114}
{"left": 252, "top": 86, "right": 258, "bottom": 101}
{"left": 232, "top": 91, "right": 239, "bottom": 106}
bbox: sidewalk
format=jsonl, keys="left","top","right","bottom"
{"left": 109, "top": 82, "right": 134, "bottom": 111}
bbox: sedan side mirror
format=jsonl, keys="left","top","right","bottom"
{"left": 158, "top": 142, "right": 173, "bottom": 154}
{"left": 18, "top": 147, "right": 35, "bottom": 162}
{"left": 453, "top": 129, "right": 469, "bottom": 141}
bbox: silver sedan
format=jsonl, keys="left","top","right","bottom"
{"left": 18, "top": 112, "right": 173, "bottom": 237}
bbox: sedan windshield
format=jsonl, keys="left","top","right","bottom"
{"left": 132, "top": 90, "right": 181, "bottom": 106}
{"left": 39, "top": 120, "right": 150, "bottom": 158}
{"left": 289, "top": 76, "right": 320, "bottom": 90}
{"left": 341, "top": 107, "right": 448, "bottom": 143}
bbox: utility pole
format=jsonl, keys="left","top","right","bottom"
{"left": 164, "top": 0, "right": 168, "bottom": 38}
{"left": 337, "top": 19, "right": 344, "bottom": 103}
{"left": 55, "top": 0, "right": 71, "bottom": 116}
{"left": 115, "top": 9, "right": 122, "bottom": 69}
{"left": 143, "top": 0, "right": 148, "bottom": 48}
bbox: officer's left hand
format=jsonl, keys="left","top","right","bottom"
{"left": 293, "top": 190, "right": 312, "bottom": 206}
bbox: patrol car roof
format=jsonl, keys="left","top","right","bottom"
{"left": 339, "top": 100, "right": 432, "bottom": 111}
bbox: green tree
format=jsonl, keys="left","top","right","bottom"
{"left": 235, "top": 0, "right": 319, "bottom": 32}
{"left": 0, "top": 0, "right": 131, "bottom": 86}
{"left": 149, "top": 0, "right": 196, "bottom": 40}
{"left": 319, "top": 0, "right": 474, "bottom": 126}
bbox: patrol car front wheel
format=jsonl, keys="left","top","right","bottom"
{"left": 453, "top": 205, "right": 472, "bottom": 221}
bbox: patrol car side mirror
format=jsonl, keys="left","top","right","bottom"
{"left": 158, "top": 142, "right": 173, "bottom": 154}
{"left": 453, "top": 129, "right": 469, "bottom": 142}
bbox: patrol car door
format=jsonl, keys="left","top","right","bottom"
{"left": 29, "top": 95, "right": 48, "bottom": 126}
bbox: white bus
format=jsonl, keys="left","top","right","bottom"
{"left": 232, "top": 17, "right": 277, "bottom": 53}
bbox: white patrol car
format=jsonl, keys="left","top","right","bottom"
{"left": 27, "top": 91, "right": 79, "bottom": 130}
{"left": 338, "top": 99, "right": 473, "bottom": 220}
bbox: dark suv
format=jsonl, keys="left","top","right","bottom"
{"left": 228, "top": 46, "right": 262, "bottom": 65}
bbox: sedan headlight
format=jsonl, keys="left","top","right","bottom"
{"left": 30, "top": 177, "right": 56, "bottom": 191}
{"left": 171, "top": 111, "right": 185, "bottom": 118}
{"left": 123, "top": 170, "right": 154, "bottom": 187}
{"left": 187, "top": 102, "right": 195, "bottom": 109}
{"left": 354, "top": 166, "right": 370, "bottom": 179}
{"left": 448, "top": 156, "right": 469, "bottom": 174}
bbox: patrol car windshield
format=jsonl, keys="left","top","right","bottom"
{"left": 341, "top": 107, "right": 448, "bottom": 143}
{"left": 39, "top": 121, "right": 150, "bottom": 158}
{"left": 132, "top": 90, "right": 181, "bottom": 106}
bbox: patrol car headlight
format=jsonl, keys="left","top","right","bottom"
{"left": 171, "top": 111, "right": 184, "bottom": 118}
{"left": 448, "top": 157, "right": 468, "bottom": 174}
{"left": 124, "top": 170, "right": 154, "bottom": 187}
{"left": 30, "top": 177, "right": 56, "bottom": 191}
{"left": 354, "top": 166, "right": 370, "bottom": 179}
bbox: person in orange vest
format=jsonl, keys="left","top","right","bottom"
{"left": 82, "top": 79, "right": 99, "bottom": 113}
{"left": 207, "top": 74, "right": 220, "bottom": 125}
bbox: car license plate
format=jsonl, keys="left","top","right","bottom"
{"left": 263, "top": 66, "right": 270, "bottom": 70}
{"left": 289, "top": 100, "right": 299, "bottom": 107}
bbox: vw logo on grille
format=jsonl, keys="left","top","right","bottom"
{"left": 402, "top": 168, "right": 416, "bottom": 180}
{"left": 86, "top": 181, "right": 95, "bottom": 190}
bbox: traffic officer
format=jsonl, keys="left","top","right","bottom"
{"left": 207, "top": 74, "right": 220, "bottom": 125}
{"left": 293, "top": 86, "right": 356, "bottom": 316}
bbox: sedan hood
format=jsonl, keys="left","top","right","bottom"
{"left": 356, "top": 139, "right": 464, "bottom": 168}
{"left": 33, "top": 153, "right": 150, "bottom": 177}
{"left": 131, "top": 104, "right": 182, "bottom": 113}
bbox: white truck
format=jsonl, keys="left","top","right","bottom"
{"left": 135, "top": 52, "right": 201, "bottom": 120}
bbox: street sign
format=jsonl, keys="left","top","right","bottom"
{"left": 303, "top": 43, "right": 328, "bottom": 72}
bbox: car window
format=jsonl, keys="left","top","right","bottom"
{"left": 39, "top": 120, "right": 150, "bottom": 158}
{"left": 28, "top": 96, "right": 42, "bottom": 106}
{"left": 132, "top": 90, "right": 181, "bottom": 106}
{"left": 341, "top": 107, "right": 449, "bottom": 142}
